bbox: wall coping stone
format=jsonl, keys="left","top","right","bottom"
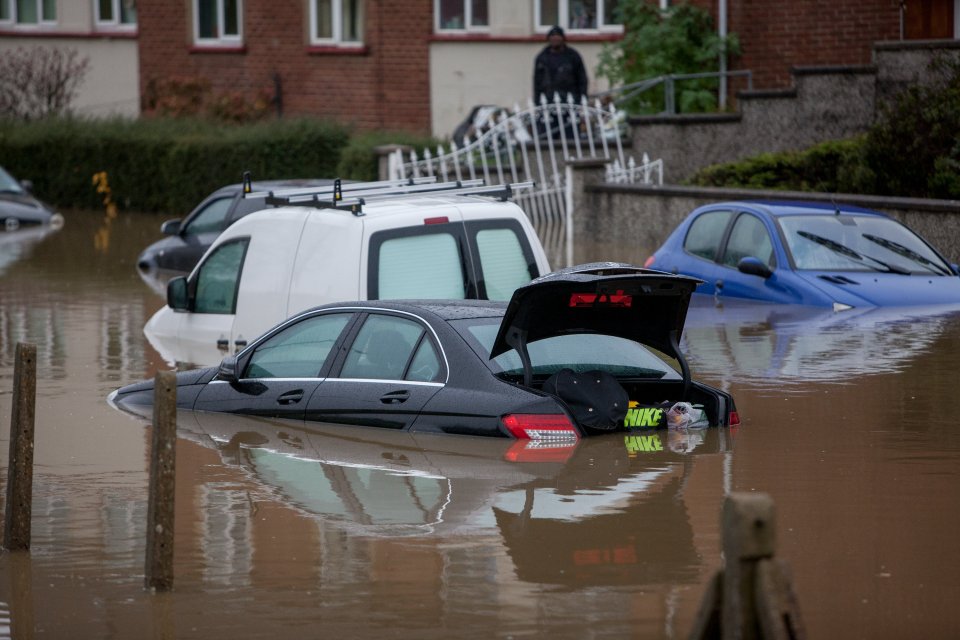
{"left": 627, "top": 112, "right": 741, "bottom": 126}
{"left": 790, "top": 64, "right": 878, "bottom": 76}
{"left": 875, "top": 39, "right": 960, "bottom": 52}
{"left": 587, "top": 182, "right": 960, "bottom": 214}
{"left": 737, "top": 88, "right": 798, "bottom": 100}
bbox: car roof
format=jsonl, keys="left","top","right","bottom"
{"left": 707, "top": 200, "right": 889, "bottom": 218}
{"left": 298, "top": 298, "right": 506, "bottom": 321}
{"left": 209, "top": 178, "right": 336, "bottom": 198}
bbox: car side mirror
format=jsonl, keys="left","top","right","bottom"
{"left": 218, "top": 355, "right": 240, "bottom": 383}
{"left": 160, "top": 219, "right": 182, "bottom": 236}
{"left": 737, "top": 256, "right": 773, "bottom": 279}
{"left": 952, "top": 263, "right": 960, "bottom": 277}
{"left": 167, "top": 276, "right": 191, "bottom": 311}
{"left": 19, "top": 179, "right": 33, "bottom": 193}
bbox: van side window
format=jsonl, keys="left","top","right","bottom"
{"left": 194, "top": 239, "right": 248, "bottom": 314}
{"left": 341, "top": 314, "right": 429, "bottom": 380}
{"left": 684, "top": 211, "right": 734, "bottom": 261}
{"left": 722, "top": 214, "right": 775, "bottom": 269}
{"left": 245, "top": 313, "right": 352, "bottom": 379}
{"left": 376, "top": 232, "right": 467, "bottom": 299}
{"left": 183, "top": 197, "right": 234, "bottom": 236}
{"left": 474, "top": 227, "right": 533, "bottom": 300}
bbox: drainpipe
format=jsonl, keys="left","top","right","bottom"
{"left": 718, "top": 0, "right": 728, "bottom": 109}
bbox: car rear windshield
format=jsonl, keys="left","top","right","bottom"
{"left": 779, "top": 214, "right": 952, "bottom": 275}
{"left": 0, "top": 167, "right": 24, "bottom": 195}
{"left": 450, "top": 318, "right": 681, "bottom": 380}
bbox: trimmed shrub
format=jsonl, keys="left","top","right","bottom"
{"left": 336, "top": 130, "right": 440, "bottom": 182}
{"left": 0, "top": 117, "right": 349, "bottom": 214}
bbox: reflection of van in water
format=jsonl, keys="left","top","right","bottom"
{"left": 145, "top": 179, "right": 551, "bottom": 366}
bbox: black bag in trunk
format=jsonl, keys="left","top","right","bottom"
{"left": 542, "top": 368, "right": 628, "bottom": 431}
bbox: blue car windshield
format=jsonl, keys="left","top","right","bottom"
{"left": 0, "top": 167, "right": 24, "bottom": 194}
{"left": 451, "top": 318, "right": 681, "bottom": 380}
{"left": 779, "top": 214, "right": 952, "bottom": 275}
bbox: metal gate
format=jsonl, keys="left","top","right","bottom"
{"left": 388, "top": 94, "right": 663, "bottom": 266}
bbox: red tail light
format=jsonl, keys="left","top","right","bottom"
{"left": 569, "top": 290, "right": 632, "bottom": 307}
{"left": 643, "top": 255, "right": 656, "bottom": 268}
{"left": 423, "top": 216, "right": 449, "bottom": 225}
{"left": 728, "top": 410, "right": 741, "bottom": 426}
{"left": 502, "top": 414, "right": 580, "bottom": 441}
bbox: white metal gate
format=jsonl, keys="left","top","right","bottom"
{"left": 389, "top": 94, "right": 662, "bottom": 266}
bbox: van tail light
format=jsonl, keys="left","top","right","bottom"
{"left": 502, "top": 414, "right": 580, "bottom": 441}
{"left": 424, "top": 216, "right": 449, "bottom": 225}
{"left": 643, "top": 255, "right": 655, "bottom": 268}
{"left": 569, "top": 290, "right": 632, "bottom": 307}
{"left": 728, "top": 410, "right": 741, "bottom": 426}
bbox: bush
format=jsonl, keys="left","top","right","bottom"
{"left": 0, "top": 117, "right": 349, "bottom": 214}
{"left": 336, "top": 130, "right": 440, "bottom": 182}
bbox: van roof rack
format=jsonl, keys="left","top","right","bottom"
{"left": 241, "top": 171, "right": 533, "bottom": 216}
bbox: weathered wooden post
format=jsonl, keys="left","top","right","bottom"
{"left": 4, "top": 342, "right": 37, "bottom": 551}
{"left": 689, "top": 492, "right": 805, "bottom": 640}
{"left": 145, "top": 370, "right": 177, "bottom": 591}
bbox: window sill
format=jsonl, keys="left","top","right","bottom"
{"left": 0, "top": 26, "right": 137, "bottom": 38}
{"left": 189, "top": 44, "right": 247, "bottom": 54}
{"left": 306, "top": 45, "right": 369, "bottom": 55}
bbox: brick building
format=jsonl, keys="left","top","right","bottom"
{"left": 2, "top": 1, "right": 956, "bottom": 133}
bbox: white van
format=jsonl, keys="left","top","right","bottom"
{"left": 145, "top": 178, "right": 551, "bottom": 366}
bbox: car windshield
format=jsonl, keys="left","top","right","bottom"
{"left": 778, "top": 214, "right": 952, "bottom": 275}
{"left": 451, "top": 318, "right": 681, "bottom": 380}
{"left": 0, "top": 167, "right": 24, "bottom": 194}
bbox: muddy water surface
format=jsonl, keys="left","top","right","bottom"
{"left": 1, "top": 210, "right": 960, "bottom": 639}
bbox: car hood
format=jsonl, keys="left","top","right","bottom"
{"left": 795, "top": 270, "right": 960, "bottom": 307}
{"left": 491, "top": 262, "right": 702, "bottom": 359}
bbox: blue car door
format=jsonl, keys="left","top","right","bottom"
{"left": 714, "top": 212, "right": 797, "bottom": 303}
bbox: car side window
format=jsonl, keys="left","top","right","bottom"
{"left": 341, "top": 314, "right": 431, "bottom": 381}
{"left": 245, "top": 313, "right": 352, "bottom": 379}
{"left": 407, "top": 338, "right": 442, "bottom": 382}
{"left": 684, "top": 211, "right": 734, "bottom": 262}
{"left": 194, "top": 239, "right": 248, "bottom": 314}
{"left": 183, "top": 197, "right": 234, "bottom": 236}
{"left": 722, "top": 214, "right": 775, "bottom": 268}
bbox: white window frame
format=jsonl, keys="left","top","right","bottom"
{"left": 534, "top": 0, "right": 623, "bottom": 34}
{"left": 94, "top": 0, "right": 137, "bottom": 30}
{"left": 0, "top": 0, "right": 57, "bottom": 27}
{"left": 434, "top": 0, "right": 489, "bottom": 33}
{"left": 192, "top": 0, "right": 243, "bottom": 47}
{"left": 309, "top": 0, "right": 365, "bottom": 47}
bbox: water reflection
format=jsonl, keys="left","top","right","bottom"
{"left": 683, "top": 295, "right": 960, "bottom": 387}
{"left": 0, "top": 225, "right": 60, "bottom": 276}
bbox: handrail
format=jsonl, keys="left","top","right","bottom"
{"left": 594, "top": 69, "right": 753, "bottom": 113}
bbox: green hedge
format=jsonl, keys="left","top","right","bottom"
{"left": 335, "top": 130, "right": 440, "bottom": 182}
{"left": 0, "top": 117, "right": 350, "bottom": 214}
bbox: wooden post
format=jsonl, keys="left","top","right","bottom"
{"left": 145, "top": 370, "right": 177, "bottom": 591}
{"left": 4, "top": 342, "right": 36, "bottom": 551}
{"left": 690, "top": 492, "right": 806, "bottom": 639}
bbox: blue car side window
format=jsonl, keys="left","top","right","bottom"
{"left": 722, "top": 214, "right": 775, "bottom": 268}
{"left": 684, "top": 211, "right": 733, "bottom": 261}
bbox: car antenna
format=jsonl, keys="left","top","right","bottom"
{"left": 831, "top": 196, "right": 840, "bottom": 215}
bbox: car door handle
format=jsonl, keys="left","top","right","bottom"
{"left": 217, "top": 337, "right": 229, "bottom": 350}
{"left": 380, "top": 390, "right": 410, "bottom": 404}
{"left": 277, "top": 390, "right": 304, "bottom": 405}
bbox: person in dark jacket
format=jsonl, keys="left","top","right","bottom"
{"left": 533, "top": 26, "right": 588, "bottom": 104}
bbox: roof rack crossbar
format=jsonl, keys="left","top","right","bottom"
{"left": 328, "top": 181, "right": 535, "bottom": 211}
{"left": 245, "top": 175, "right": 437, "bottom": 201}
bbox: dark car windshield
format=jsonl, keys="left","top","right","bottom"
{"left": 450, "top": 317, "right": 681, "bottom": 380}
{"left": 0, "top": 167, "right": 24, "bottom": 194}
{"left": 779, "top": 214, "right": 952, "bottom": 275}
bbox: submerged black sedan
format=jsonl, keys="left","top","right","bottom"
{"left": 111, "top": 263, "right": 738, "bottom": 439}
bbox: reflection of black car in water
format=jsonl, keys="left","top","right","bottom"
{"left": 110, "top": 263, "right": 738, "bottom": 439}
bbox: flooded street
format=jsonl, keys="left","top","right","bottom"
{"left": 2, "top": 209, "right": 960, "bottom": 638}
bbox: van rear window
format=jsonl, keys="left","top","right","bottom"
{"left": 476, "top": 228, "right": 530, "bottom": 300}
{"left": 378, "top": 233, "right": 467, "bottom": 299}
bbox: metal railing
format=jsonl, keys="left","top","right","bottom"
{"left": 594, "top": 69, "right": 754, "bottom": 114}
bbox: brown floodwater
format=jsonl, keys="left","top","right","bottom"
{"left": 2, "top": 209, "right": 960, "bottom": 639}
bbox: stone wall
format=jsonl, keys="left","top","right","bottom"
{"left": 568, "top": 161, "right": 960, "bottom": 266}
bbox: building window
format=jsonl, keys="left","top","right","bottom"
{"left": 435, "top": 0, "right": 488, "bottom": 32}
{"left": 0, "top": 0, "right": 57, "bottom": 25}
{"left": 95, "top": 0, "right": 137, "bottom": 28}
{"left": 310, "top": 0, "right": 364, "bottom": 46}
{"left": 193, "top": 0, "right": 242, "bottom": 46}
{"left": 536, "top": 0, "right": 622, "bottom": 32}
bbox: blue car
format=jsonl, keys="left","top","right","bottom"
{"left": 645, "top": 201, "right": 960, "bottom": 309}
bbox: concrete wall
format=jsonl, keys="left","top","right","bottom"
{"left": 569, "top": 161, "right": 960, "bottom": 266}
